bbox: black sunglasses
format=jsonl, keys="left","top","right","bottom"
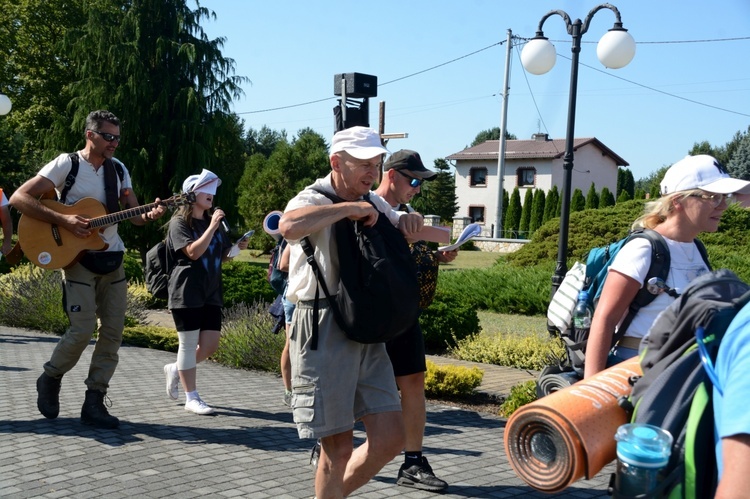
{"left": 395, "top": 169, "right": 423, "bottom": 188}
{"left": 88, "top": 130, "right": 121, "bottom": 142}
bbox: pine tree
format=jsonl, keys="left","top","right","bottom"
{"left": 634, "top": 188, "right": 646, "bottom": 200}
{"left": 410, "top": 158, "right": 458, "bottom": 223}
{"left": 529, "top": 188, "right": 546, "bottom": 234}
{"left": 617, "top": 189, "right": 632, "bottom": 203}
{"left": 544, "top": 186, "right": 559, "bottom": 223}
{"left": 504, "top": 187, "right": 522, "bottom": 238}
{"left": 727, "top": 133, "right": 750, "bottom": 181}
{"left": 599, "top": 187, "right": 615, "bottom": 208}
{"left": 571, "top": 188, "right": 585, "bottom": 212}
{"left": 585, "top": 182, "right": 599, "bottom": 210}
{"left": 519, "top": 189, "right": 533, "bottom": 239}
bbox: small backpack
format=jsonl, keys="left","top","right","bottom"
{"left": 616, "top": 269, "right": 750, "bottom": 499}
{"left": 144, "top": 238, "right": 173, "bottom": 300}
{"left": 267, "top": 238, "right": 288, "bottom": 296}
{"left": 300, "top": 188, "right": 419, "bottom": 350}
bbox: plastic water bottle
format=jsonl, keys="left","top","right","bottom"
{"left": 572, "top": 290, "right": 593, "bottom": 342}
{"left": 613, "top": 423, "right": 673, "bottom": 498}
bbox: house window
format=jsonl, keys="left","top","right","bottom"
{"left": 470, "top": 167, "right": 487, "bottom": 186}
{"left": 469, "top": 206, "right": 485, "bottom": 223}
{"left": 517, "top": 167, "right": 535, "bottom": 187}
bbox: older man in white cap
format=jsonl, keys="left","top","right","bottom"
{"left": 279, "top": 126, "right": 423, "bottom": 499}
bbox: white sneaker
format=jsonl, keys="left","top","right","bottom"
{"left": 184, "top": 397, "right": 214, "bottom": 415}
{"left": 163, "top": 363, "right": 179, "bottom": 400}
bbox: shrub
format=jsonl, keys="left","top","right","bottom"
{"left": 424, "top": 360, "right": 483, "bottom": 397}
{"left": 125, "top": 282, "right": 151, "bottom": 327}
{"left": 0, "top": 264, "right": 68, "bottom": 333}
{"left": 420, "top": 289, "right": 480, "bottom": 352}
{"left": 212, "top": 301, "right": 285, "bottom": 372}
{"left": 498, "top": 380, "right": 537, "bottom": 417}
{"left": 450, "top": 332, "right": 565, "bottom": 371}
{"left": 437, "top": 262, "right": 553, "bottom": 316}
{"left": 123, "top": 250, "right": 144, "bottom": 282}
{"left": 221, "top": 260, "right": 276, "bottom": 307}
{"left": 123, "top": 325, "right": 178, "bottom": 351}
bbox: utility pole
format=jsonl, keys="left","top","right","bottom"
{"left": 494, "top": 29, "right": 513, "bottom": 239}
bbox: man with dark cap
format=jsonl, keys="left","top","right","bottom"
{"left": 374, "top": 149, "right": 457, "bottom": 492}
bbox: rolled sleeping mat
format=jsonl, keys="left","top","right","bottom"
{"left": 536, "top": 370, "right": 581, "bottom": 398}
{"left": 263, "top": 210, "right": 283, "bottom": 240}
{"left": 504, "top": 357, "right": 641, "bottom": 494}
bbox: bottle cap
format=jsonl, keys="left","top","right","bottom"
{"left": 615, "top": 423, "right": 673, "bottom": 468}
{"left": 578, "top": 290, "right": 589, "bottom": 301}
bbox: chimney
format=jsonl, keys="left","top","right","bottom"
{"left": 532, "top": 133, "right": 550, "bottom": 141}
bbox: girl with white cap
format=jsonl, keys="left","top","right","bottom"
{"left": 162, "top": 169, "right": 248, "bottom": 414}
{"left": 584, "top": 155, "right": 750, "bottom": 378}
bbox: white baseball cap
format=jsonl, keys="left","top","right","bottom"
{"left": 182, "top": 168, "right": 221, "bottom": 195}
{"left": 660, "top": 155, "right": 750, "bottom": 195}
{"left": 330, "top": 126, "right": 389, "bottom": 159}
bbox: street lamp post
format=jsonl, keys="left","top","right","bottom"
{"left": 521, "top": 3, "right": 635, "bottom": 301}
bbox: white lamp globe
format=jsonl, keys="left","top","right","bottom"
{"left": 521, "top": 38, "right": 557, "bottom": 75}
{"left": 0, "top": 94, "right": 11, "bottom": 116}
{"left": 596, "top": 29, "right": 636, "bottom": 69}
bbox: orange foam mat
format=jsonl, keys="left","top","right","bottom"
{"left": 504, "top": 357, "right": 642, "bottom": 494}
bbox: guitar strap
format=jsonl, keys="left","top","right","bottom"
{"left": 61, "top": 153, "right": 124, "bottom": 215}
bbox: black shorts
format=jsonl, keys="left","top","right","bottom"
{"left": 385, "top": 321, "right": 426, "bottom": 377}
{"left": 170, "top": 305, "right": 222, "bottom": 332}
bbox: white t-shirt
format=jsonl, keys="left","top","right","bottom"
{"left": 284, "top": 174, "right": 401, "bottom": 304}
{"left": 38, "top": 152, "right": 133, "bottom": 252}
{"left": 610, "top": 235, "right": 710, "bottom": 339}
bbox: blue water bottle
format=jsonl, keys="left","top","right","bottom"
{"left": 572, "top": 290, "right": 593, "bottom": 343}
{"left": 613, "top": 423, "right": 673, "bottom": 498}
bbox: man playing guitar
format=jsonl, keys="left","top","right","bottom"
{"left": 10, "top": 109, "right": 166, "bottom": 429}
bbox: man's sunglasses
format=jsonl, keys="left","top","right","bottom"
{"left": 88, "top": 130, "right": 121, "bottom": 142}
{"left": 395, "top": 169, "right": 423, "bottom": 188}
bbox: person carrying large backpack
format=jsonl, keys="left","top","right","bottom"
{"left": 585, "top": 155, "right": 750, "bottom": 378}
{"left": 279, "top": 126, "right": 423, "bottom": 498}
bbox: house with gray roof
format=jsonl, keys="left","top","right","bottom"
{"left": 446, "top": 133, "right": 628, "bottom": 236}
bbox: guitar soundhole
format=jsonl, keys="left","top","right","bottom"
{"left": 51, "top": 224, "right": 63, "bottom": 247}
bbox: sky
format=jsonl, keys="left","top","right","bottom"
{"left": 196, "top": 0, "right": 750, "bottom": 181}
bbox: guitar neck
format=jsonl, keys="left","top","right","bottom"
{"left": 88, "top": 202, "right": 160, "bottom": 229}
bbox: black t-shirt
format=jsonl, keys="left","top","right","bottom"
{"left": 167, "top": 215, "right": 231, "bottom": 309}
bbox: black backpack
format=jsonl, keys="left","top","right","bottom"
{"left": 300, "top": 188, "right": 419, "bottom": 350}
{"left": 144, "top": 238, "right": 173, "bottom": 300}
{"left": 617, "top": 269, "right": 750, "bottom": 498}
{"left": 61, "top": 152, "right": 125, "bottom": 214}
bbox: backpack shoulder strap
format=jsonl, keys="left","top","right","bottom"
{"left": 102, "top": 158, "right": 123, "bottom": 214}
{"left": 59, "top": 153, "right": 80, "bottom": 204}
{"left": 694, "top": 238, "right": 711, "bottom": 270}
{"left": 612, "top": 228, "right": 671, "bottom": 344}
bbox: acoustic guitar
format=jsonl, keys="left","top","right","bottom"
{"left": 18, "top": 192, "right": 194, "bottom": 270}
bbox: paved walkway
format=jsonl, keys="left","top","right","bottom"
{"left": 0, "top": 323, "right": 615, "bottom": 498}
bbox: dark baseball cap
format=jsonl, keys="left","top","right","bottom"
{"left": 383, "top": 149, "right": 437, "bottom": 180}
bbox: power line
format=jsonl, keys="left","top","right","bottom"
{"left": 236, "top": 35, "right": 750, "bottom": 116}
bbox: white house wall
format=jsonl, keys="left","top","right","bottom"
{"left": 453, "top": 143, "right": 619, "bottom": 234}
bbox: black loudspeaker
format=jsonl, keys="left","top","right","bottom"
{"left": 333, "top": 99, "right": 370, "bottom": 132}
{"left": 333, "top": 73, "right": 377, "bottom": 98}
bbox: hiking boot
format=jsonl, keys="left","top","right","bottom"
{"left": 81, "top": 389, "right": 120, "bottom": 429}
{"left": 309, "top": 439, "right": 321, "bottom": 470}
{"left": 396, "top": 456, "right": 448, "bottom": 492}
{"left": 164, "top": 363, "right": 179, "bottom": 400}
{"left": 36, "top": 373, "right": 62, "bottom": 419}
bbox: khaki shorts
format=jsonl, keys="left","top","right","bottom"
{"left": 289, "top": 300, "right": 401, "bottom": 439}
